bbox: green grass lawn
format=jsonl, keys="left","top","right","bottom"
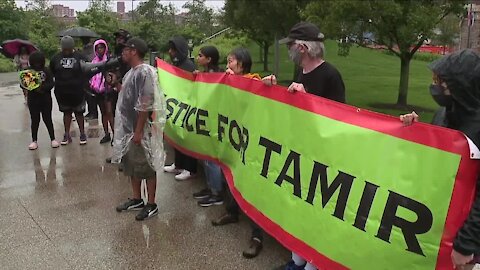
{"left": 248, "top": 40, "right": 437, "bottom": 122}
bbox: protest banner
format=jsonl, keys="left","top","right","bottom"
{"left": 157, "top": 59, "right": 478, "bottom": 270}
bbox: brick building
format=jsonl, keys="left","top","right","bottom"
{"left": 52, "top": 4, "right": 74, "bottom": 18}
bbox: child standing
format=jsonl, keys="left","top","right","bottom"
{"left": 23, "top": 52, "right": 59, "bottom": 150}
{"left": 89, "top": 39, "right": 114, "bottom": 144}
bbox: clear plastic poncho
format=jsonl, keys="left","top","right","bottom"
{"left": 111, "top": 63, "right": 166, "bottom": 171}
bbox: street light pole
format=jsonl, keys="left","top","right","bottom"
{"left": 131, "top": 0, "right": 134, "bottom": 21}
{"left": 467, "top": 2, "right": 473, "bottom": 49}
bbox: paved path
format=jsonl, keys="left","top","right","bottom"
{"left": 0, "top": 75, "right": 289, "bottom": 269}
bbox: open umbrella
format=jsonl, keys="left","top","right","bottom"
{"left": 58, "top": 27, "right": 100, "bottom": 38}
{"left": 1, "top": 39, "right": 39, "bottom": 59}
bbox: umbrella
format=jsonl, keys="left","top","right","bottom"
{"left": 1, "top": 39, "right": 39, "bottom": 59}
{"left": 58, "top": 27, "right": 100, "bottom": 38}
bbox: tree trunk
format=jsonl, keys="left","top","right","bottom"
{"left": 396, "top": 55, "right": 411, "bottom": 106}
{"left": 263, "top": 43, "right": 269, "bottom": 71}
{"left": 259, "top": 45, "right": 263, "bottom": 62}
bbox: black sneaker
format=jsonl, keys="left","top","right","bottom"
{"left": 100, "top": 134, "right": 111, "bottom": 144}
{"left": 198, "top": 195, "right": 224, "bottom": 207}
{"left": 136, "top": 203, "right": 158, "bottom": 221}
{"left": 193, "top": 188, "right": 211, "bottom": 199}
{"left": 116, "top": 198, "right": 145, "bottom": 212}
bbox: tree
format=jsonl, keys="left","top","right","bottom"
{"left": 0, "top": 0, "right": 28, "bottom": 41}
{"left": 303, "top": 0, "right": 465, "bottom": 106}
{"left": 224, "top": 0, "right": 307, "bottom": 71}
{"left": 26, "top": 1, "right": 61, "bottom": 58}
{"left": 436, "top": 14, "right": 461, "bottom": 53}
{"left": 181, "top": 0, "right": 217, "bottom": 43}
{"left": 77, "top": 0, "right": 120, "bottom": 45}
{"left": 132, "top": 0, "right": 177, "bottom": 51}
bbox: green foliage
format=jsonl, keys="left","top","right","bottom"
{"left": 0, "top": 0, "right": 28, "bottom": 41}
{"left": 0, "top": 55, "right": 15, "bottom": 72}
{"left": 248, "top": 40, "right": 437, "bottom": 122}
{"left": 77, "top": 0, "right": 120, "bottom": 45}
{"left": 224, "top": 0, "right": 307, "bottom": 71}
{"left": 435, "top": 14, "right": 461, "bottom": 46}
{"left": 412, "top": 52, "right": 443, "bottom": 62}
{"left": 302, "top": 0, "right": 466, "bottom": 105}
{"left": 131, "top": 0, "right": 177, "bottom": 51}
{"left": 181, "top": 0, "right": 218, "bottom": 43}
{"left": 193, "top": 35, "right": 249, "bottom": 65}
{"left": 27, "top": 11, "right": 60, "bottom": 58}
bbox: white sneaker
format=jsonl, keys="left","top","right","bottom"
{"left": 28, "top": 141, "right": 38, "bottom": 150}
{"left": 51, "top": 140, "right": 60, "bottom": 148}
{"left": 175, "top": 170, "right": 196, "bottom": 181}
{"left": 164, "top": 163, "right": 180, "bottom": 174}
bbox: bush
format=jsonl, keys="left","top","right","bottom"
{"left": 382, "top": 50, "right": 442, "bottom": 62}
{"left": 0, "top": 55, "right": 15, "bottom": 73}
{"left": 412, "top": 52, "right": 442, "bottom": 62}
{"left": 192, "top": 34, "right": 249, "bottom": 65}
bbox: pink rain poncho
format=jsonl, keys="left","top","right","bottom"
{"left": 89, "top": 39, "right": 109, "bottom": 94}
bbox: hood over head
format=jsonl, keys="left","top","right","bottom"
{"left": 168, "top": 36, "right": 189, "bottom": 65}
{"left": 428, "top": 49, "right": 480, "bottom": 147}
{"left": 93, "top": 39, "right": 108, "bottom": 62}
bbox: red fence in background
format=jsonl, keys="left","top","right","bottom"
{"left": 367, "top": 44, "right": 453, "bottom": 55}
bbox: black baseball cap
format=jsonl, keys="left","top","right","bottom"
{"left": 124, "top": 37, "right": 148, "bottom": 55}
{"left": 279, "top": 22, "right": 325, "bottom": 44}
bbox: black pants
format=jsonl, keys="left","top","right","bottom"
{"left": 174, "top": 150, "right": 197, "bottom": 173}
{"left": 86, "top": 93, "right": 98, "bottom": 116}
{"left": 224, "top": 185, "right": 263, "bottom": 241}
{"left": 28, "top": 94, "right": 55, "bottom": 141}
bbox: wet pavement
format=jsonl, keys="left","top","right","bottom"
{"left": 0, "top": 72, "right": 289, "bottom": 270}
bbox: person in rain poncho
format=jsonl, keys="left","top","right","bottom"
{"left": 401, "top": 49, "right": 480, "bottom": 269}
{"left": 111, "top": 37, "right": 166, "bottom": 221}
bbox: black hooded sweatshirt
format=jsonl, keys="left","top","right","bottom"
{"left": 429, "top": 49, "right": 480, "bottom": 256}
{"left": 168, "top": 36, "right": 195, "bottom": 72}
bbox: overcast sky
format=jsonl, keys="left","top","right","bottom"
{"left": 15, "top": 0, "right": 225, "bottom": 13}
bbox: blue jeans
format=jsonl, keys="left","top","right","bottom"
{"left": 203, "top": 160, "right": 224, "bottom": 195}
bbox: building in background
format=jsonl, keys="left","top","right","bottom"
{"left": 52, "top": 4, "right": 74, "bottom": 18}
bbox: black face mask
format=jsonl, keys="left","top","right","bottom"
{"left": 430, "top": 84, "right": 453, "bottom": 107}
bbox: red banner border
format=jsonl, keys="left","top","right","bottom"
{"left": 157, "top": 59, "right": 478, "bottom": 270}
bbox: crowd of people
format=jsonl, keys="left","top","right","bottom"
{"left": 17, "top": 21, "right": 480, "bottom": 269}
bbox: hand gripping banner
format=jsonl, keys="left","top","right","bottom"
{"left": 156, "top": 59, "right": 479, "bottom": 270}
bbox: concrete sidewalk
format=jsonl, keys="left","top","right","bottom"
{"left": 0, "top": 77, "right": 289, "bottom": 269}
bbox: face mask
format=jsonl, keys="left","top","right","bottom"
{"left": 430, "top": 84, "right": 453, "bottom": 107}
{"left": 288, "top": 46, "right": 302, "bottom": 66}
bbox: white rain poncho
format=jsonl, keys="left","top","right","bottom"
{"left": 111, "top": 63, "right": 166, "bottom": 171}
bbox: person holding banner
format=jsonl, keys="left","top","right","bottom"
{"left": 191, "top": 46, "right": 227, "bottom": 207}
{"left": 400, "top": 49, "right": 480, "bottom": 269}
{"left": 163, "top": 36, "right": 198, "bottom": 181}
{"left": 271, "top": 22, "right": 345, "bottom": 270}
{"left": 211, "top": 47, "right": 275, "bottom": 259}
{"left": 112, "top": 37, "right": 166, "bottom": 221}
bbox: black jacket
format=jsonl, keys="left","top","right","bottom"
{"left": 168, "top": 36, "right": 195, "bottom": 72}
{"left": 430, "top": 50, "right": 480, "bottom": 256}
